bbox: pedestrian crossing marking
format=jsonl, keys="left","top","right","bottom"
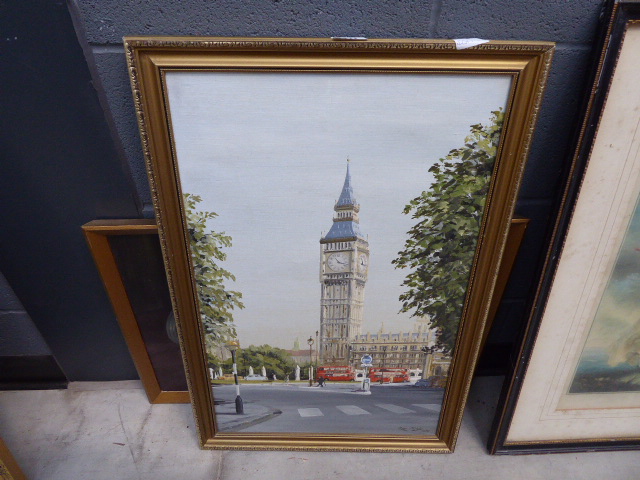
{"left": 375, "top": 403, "right": 416, "bottom": 414}
{"left": 298, "top": 408, "right": 323, "bottom": 417}
{"left": 412, "top": 404, "right": 442, "bottom": 412}
{"left": 297, "top": 403, "right": 431, "bottom": 417}
{"left": 336, "top": 405, "right": 370, "bottom": 415}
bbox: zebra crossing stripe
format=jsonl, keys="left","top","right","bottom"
{"left": 336, "top": 405, "right": 370, "bottom": 415}
{"left": 375, "top": 403, "right": 415, "bottom": 414}
{"left": 412, "top": 404, "right": 442, "bottom": 412}
{"left": 298, "top": 408, "right": 323, "bottom": 417}
{"left": 298, "top": 404, "right": 422, "bottom": 417}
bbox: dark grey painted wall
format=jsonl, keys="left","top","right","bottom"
{"left": 0, "top": 0, "right": 141, "bottom": 380}
{"left": 0, "top": 0, "right": 605, "bottom": 381}
{"left": 0, "top": 271, "right": 51, "bottom": 356}
{"left": 0, "top": 270, "right": 67, "bottom": 389}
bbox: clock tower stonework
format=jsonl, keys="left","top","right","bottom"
{"left": 319, "top": 162, "right": 369, "bottom": 365}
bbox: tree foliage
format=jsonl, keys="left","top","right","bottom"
{"left": 183, "top": 193, "right": 243, "bottom": 352}
{"left": 224, "top": 344, "right": 295, "bottom": 378}
{"left": 392, "top": 110, "right": 504, "bottom": 354}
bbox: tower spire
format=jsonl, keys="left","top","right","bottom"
{"left": 321, "top": 159, "right": 364, "bottom": 242}
{"left": 336, "top": 159, "right": 358, "bottom": 209}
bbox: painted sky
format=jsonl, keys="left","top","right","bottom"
{"left": 166, "top": 71, "right": 511, "bottom": 349}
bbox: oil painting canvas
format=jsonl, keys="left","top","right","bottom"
{"left": 165, "top": 71, "right": 511, "bottom": 435}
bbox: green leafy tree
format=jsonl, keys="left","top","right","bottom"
{"left": 392, "top": 110, "right": 504, "bottom": 354}
{"left": 183, "top": 193, "right": 243, "bottom": 355}
{"left": 229, "top": 345, "right": 295, "bottom": 379}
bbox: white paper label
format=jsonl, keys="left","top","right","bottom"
{"left": 453, "top": 38, "right": 489, "bottom": 50}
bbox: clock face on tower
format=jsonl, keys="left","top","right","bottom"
{"left": 327, "top": 252, "right": 349, "bottom": 272}
{"left": 357, "top": 253, "right": 368, "bottom": 273}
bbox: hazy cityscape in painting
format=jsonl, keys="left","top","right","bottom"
{"left": 168, "top": 69, "right": 509, "bottom": 435}
{"left": 184, "top": 163, "right": 448, "bottom": 434}
{"left": 569, "top": 196, "right": 640, "bottom": 394}
{"left": 181, "top": 110, "right": 503, "bottom": 435}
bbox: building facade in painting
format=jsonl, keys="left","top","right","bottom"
{"left": 351, "top": 318, "right": 451, "bottom": 377}
{"left": 319, "top": 162, "right": 369, "bottom": 365}
{"left": 284, "top": 349, "right": 314, "bottom": 365}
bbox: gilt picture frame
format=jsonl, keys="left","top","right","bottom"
{"left": 0, "top": 437, "right": 26, "bottom": 480}
{"left": 125, "top": 37, "right": 552, "bottom": 452}
{"left": 490, "top": 1, "right": 640, "bottom": 454}
{"left": 83, "top": 220, "right": 189, "bottom": 404}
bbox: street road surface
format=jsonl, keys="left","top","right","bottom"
{"left": 213, "top": 383, "right": 444, "bottom": 434}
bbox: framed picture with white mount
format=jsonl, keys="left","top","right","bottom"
{"left": 126, "top": 36, "right": 552, "bottom": 452}
{"left": 489, "top": 0, "right": 640, "bottom": 454}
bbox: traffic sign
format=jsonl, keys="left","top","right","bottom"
{"left": 361, "top": 354, "right": 373, "bottom": 365}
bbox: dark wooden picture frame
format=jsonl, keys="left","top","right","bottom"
{"left": 490, "top": 1, "right": 640, "bottom": 454}
{"left": 83, "top": 219, "right": 189, "bottom": 404}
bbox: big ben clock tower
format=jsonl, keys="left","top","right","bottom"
{"left": 319, "top": 161, "right": 369, "bottom": 365}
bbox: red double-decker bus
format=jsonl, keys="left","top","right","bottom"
{"left": 317, "top": 366, "right": 355, "bottom": 381}
{"left": 369, "top": 368, "right": 410, "bottom": 383}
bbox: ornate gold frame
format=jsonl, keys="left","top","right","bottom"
{"left": 0, "top": 437, "right": 26, "bottom": 480}
{"left": 125, "top": 37, "right": 553, "bottom": 452}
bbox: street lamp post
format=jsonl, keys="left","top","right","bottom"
{"left": 421, "top": 345, "right": 435, "bottom": 380}
{"left": 226, "top": 340, "right": 244, "bottom": 414}
{"left": 307, "top": 336, "right": 314, "bottom": 386}
{"left": 380, "top": 345, "right": 387, "bottom": 384}
{"left": 315, "top": 330, "right": 319, "bottom": 370}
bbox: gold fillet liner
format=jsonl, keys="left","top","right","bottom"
{"left": 125, "top": 37, "right": 554, "bottom": 452}
{"left": 505, "top": 435, "right": 640, "bottom": 447}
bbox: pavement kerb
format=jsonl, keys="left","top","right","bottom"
{"left": 215, "top": 401, "right": 282, "bottom": 432}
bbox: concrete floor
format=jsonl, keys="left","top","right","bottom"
{"left": 0, "top": 377, "right": 638, "bottom": 480}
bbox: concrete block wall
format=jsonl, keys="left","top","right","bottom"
{"left": 68, "top": 0, "right": 604, "bottom": 375}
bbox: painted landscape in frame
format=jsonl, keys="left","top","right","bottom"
{"left": 569, "top": 195, "right": 640, "bottom": 395}
{"left": 165, "top": 70, "right": 511, "bottom": 435}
